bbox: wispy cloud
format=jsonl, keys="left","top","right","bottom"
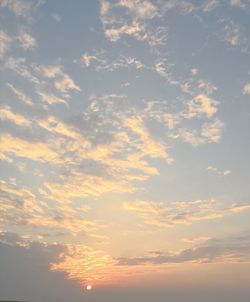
{"left": 0, "top": 29, "right": 12, "bottom": 57}
{"left": 243, "top": 83, "right": 250, "bottom": 94}
{"left": 17, "top": 29, "right": 37, "bottom": 50}
{"left": 0, "top": 0, "right": 42, "bottom": 17}
{"left": 117, "top": 233, "right": 250, "bottom": 265}
{"left": 0, "top": 105, "right": 31, "bottom": 126}
{"left": 123, "top": 199, "right": 250, "bottom": 228}
{"left": 7, "top": 83, "right": 34, "bottom": 106}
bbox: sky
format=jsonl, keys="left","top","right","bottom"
{"left": 0, "top": 0, "right": 250, "bottom": 301}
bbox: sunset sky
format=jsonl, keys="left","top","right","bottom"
{"left": 0, "top": 0, "right": 250, "bottom": 301}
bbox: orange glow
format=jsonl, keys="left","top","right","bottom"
{"left": 86, "top": 285, "right": 92, "bottom": 291}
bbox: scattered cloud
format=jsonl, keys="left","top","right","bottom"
{"left": 243, "top": 83, "right": 250, "bottom": 94}
{"left": 51, "top": 244, "right": 114, "bottom": 284}
{"left": 123, "top": 199, "right": 250, "bottom": 228}
{"left": 99, "top": 0, "right": 167, "bottom": 46}
{"left": 230, "top": 0, "right": 250, "bottom": 10}
{"left": 0, "top": 29, "right": 12, "bottom": 57}
{"left": 219, "top": 17, "right": 250, "bottom": 52}
{"left": 38, "top": 64, "right": 81, "bottom": 94}
{"left": 0, "top": 133, "right": 61, "bottom": 163}
{"left": 81, "top": 52, "right": 145, "bottom": 71}
{"left": 5, "top": 57, "right": 40, "bottom": 84}
{"left": 17, "top": 29, "right": 37, "bottom": 50}
{"left": 0, "top": 0, "right": 42, "bottom": 17}
{"left": 207, "top": 166, "right": 232, "bottom": 177}
{"left": 51, "top": 13, "right": 61, "bottom": 22}
{"left": 7, "top": 83, "right": 34, "bottom": 106}
{"left": 186, "top": 94, "right": 218, "bottom": 118}
{"left": 202, "top": 0, "right": 220, "bottom": 12}
{"left": 0, "top": 105, "right": 31, "bottom": 127}
{"left": 117, "top": 233, "right": 250, "bottom": 265}
{"left": 223, "top": 169, "right": 232, "bottom": 176}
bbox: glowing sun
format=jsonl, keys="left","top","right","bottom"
{"left": 86, "top": 285, "right": 92, "bottom": 291}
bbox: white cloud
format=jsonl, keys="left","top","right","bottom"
{"left": 223, "top": 170, "right": 232, "bottom": 176}
{"left": 0, "top": 29, "right": 12, "bottom": 57}
{"left": 7, "top": 83, "right": 33, "bottom": 106}
{"left": 207, "top": 166, "right": 232, "bottom": 176}
{"left": 0, "top": 105, "right": 31, "bottom": 127}
{"left": 0, "top": 0, "right": 41, "bottom": 17}
{"left": 123, "top": 199, "right": 250, "bottom": 228}
{"left": 17, "top": 30, "right": 37, "bottom": 50}
{"left": 207, "top": 165, "right": 217, "bottom": 172}
{"left": 81, "top": 51, "right": 145, "bottom": 72}
{"left": 230, "top": 0, "right": 250, "bottom": 9}
{"left": 177, "top": 119, "right": 223, "bottom": 146}
{"left": 187, "top": 94, "right": 218, "bottom": 118}
{"left": 202, "top": 0, "right": 220, "bottom": 12}
{"left": 104, "top": 21, "right": 144, "bottom": 42}
{"left": 243, "top": 83, "right": 250, "bottom": 94}
{"left": 51, "top": 13, "right": 61, "bottom": 22}
{"left": 118, "top": 0, "right": 158, "bottom": 19}
{"left": 5, "top": 57, "right": 40, "bottom": 84}
{"left": 219, "top": 17, "right": 250, "bottom": 52}
{"left": 54, "top": 74, "right": 81, "bottom": 93}
{"left": 39, "top": 64, "right": 81, "bottom": 93}
{"left": 99, "top": 0, "right": 167, "bottom": 46}
{"left": 37, "top": 91, "right": 67, "bottom": 105}
{"left": 191, "top": 68, "right": 198, "bottom": 76}
{"left": 201, "top": 119, "right": 223, "bottom": 143}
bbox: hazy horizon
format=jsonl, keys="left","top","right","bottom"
{"left": 0, "top": 0, "right": 249, "bottom": 301}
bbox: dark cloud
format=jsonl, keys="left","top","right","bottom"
{"left": 116, "top": 233, "right": 250, "bottom": 265}
{"left": 0, "top": 236, "right": 85, "bottom": 302}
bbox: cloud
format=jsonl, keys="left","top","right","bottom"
{"left": 116, "top": 233, "right": 250, "bottom": 265}
{"left": 123, "top": 199, "right": 250, "bottom": 228}
{"left": 230, "top": 0, "right": 250, "bottom": 10}
{"left": 207, "top": 166, "right": 232, "bottom": 177}
{"left": 0, "top": 237, "right": 96, "bottom": 302}
{"left": 81, "top": 51, "right": 145, "bottom": 71}
{"left": 37, "top": 90, "right": 67, "bottom": 105}
{"left": 0, "top": 180, "right": 95, "bottom": 236}
{"left": 202, "top": 0, "right": 220, "bottom": 12}
{"left": 0, "top": 0, "right": 42, "bottom": 17}
{"left": 207, "top": 165, "right": 218, "bottom": 172}
{"left": 118, "top": 0, "right": 158, "bottom": 20}
{"left": 187, "top": 94, "right": 218, "bottom": 118}
{"left": 38, "top": 64, "right": 81, "bottom": 94}
{"left": 0, "top": 105, "right": 31, "bottom": 127}
{"left": 37, "top": 116, "right": 78, "bottom": 138}
{"left": 5, "top": 57, "right": 40, "bottom": 84}
{"left": 41, "top": 170, "right": 136, "bottom": 203}
{"left": 99, "top": 0, "right": 167, "bottom": 46}
{"left": 243, "top": 83, "right": 250, "bottom": 94}
{"left": 104, "top": 21, "right": 145, "bottom": 42}
{"left": 0, "top": 29, "right": 12, "bottom": 57}
{"left": 175, "top": 119, "right": 223, "bottom": 146}
{"left": 17, "top": 29, "right": 37, "bottom": 50}
{"left": 223, "top": 169, "right": 232, "bottom": 176}
{"left": 0, "top": 180, "right": 43, "bottom": 227}
{"left": 219, "top": 17, "right": 250, "bottom": 52}
{"left": 52, "top": 13, "right": 61, "bottom": 22}
{"left": 51, "top": 244, "right": 114, "bottom": 284}
{"left": 0, "top": 133, "right": 61, "bottom": 163}
{"left": 122, "top": 115, "right": 172, "bottom": 163}
{"left": 7, "top": 83, "right": 34, "bottom": 106}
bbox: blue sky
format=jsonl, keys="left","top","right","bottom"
{"left": 0, "top": 0, "right": 250, "bottom": 301}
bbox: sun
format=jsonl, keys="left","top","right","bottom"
{"left": 86, "top": 285, "right": 92, "bottom": 291}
